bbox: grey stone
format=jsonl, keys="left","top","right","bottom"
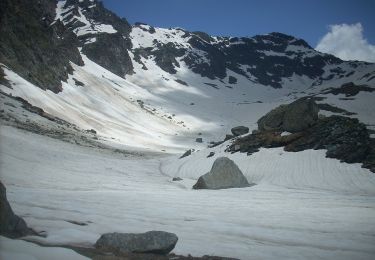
{"left": 231, "top": 126, "right": 249, "bottom": 136}
{"left": 196, "top": 138, "right": 203, "bottom": 143}
{"left": 179, "top": 149, "right": 192, "bottom": 159}
{"left": 282, "top": 98, "right": 319, "bottom": 132}
{"left": 95, "top": 231, "right": 178, "bottom": 255}
{"left": 257, "top": 98, "right": 319, "bottom": 133}
{"left": 193, "top": 157, "right": 252, "bottom": 189}
{"left": 0, "top": 182, "right": 31, "bottom": 238}
{"left": 257, "top": 105, "right": 287, "bottom": 132}
{"left": 207, "top": 152, "right": 215, "bottom": 158}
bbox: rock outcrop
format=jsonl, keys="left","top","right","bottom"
{"left": 0, "top": 0, "right": 83, "bottom": 93}
{"left": 257, "top": 97, "right": 319, "bottom": 133}
{"left": 229, "top": 113, "right": 375, "bottom": 172}
{"left": 95, "top": 231, "right": 178, "bottom": 255}
{"left": 0, "top": 181, "right": 33, "bottom": 238}
{"left": 193, "top": 157, "right": 252, "bottom": 189}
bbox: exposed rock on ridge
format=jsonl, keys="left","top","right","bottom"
{"left": 0, "top": 0, "right": 83, "bottom": 93}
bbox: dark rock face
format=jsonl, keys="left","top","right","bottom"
{"left": 193, "top": 157, "right": 252, "bottom": 189}
{"left": 82, "top": 33, "right": 133, "bottom": 77}
{"left": 228, "top": 76, "right": 237, "bottom": 84}
{"left": 133, "top": 41, "right": 185, "bottom": 74}
{"left": 0, "top": 182, "right": 32, "bottom": 238}
{"left": 322, "top": 82, "right": 375, "bottom": 97}
{"left": 95, "top": 231, "right": 178, "bottom": 255}
{"left": 61, "top": 0, "right": 134, "bottom": 78}
{"left": 196, "top": 138, "right": 203, "bottom": 143}
{"left": 284, "top": 116, "right": 370, "bottom": 163}
{"left": 231, "top": 126, "right": 249, "bottom": 136}
{"left": 0, "top": 0, "right": 83, "bottom": 93}
{"left": 258, "top": 97, "right": 319, "bottom": 133}
{"left": 184, "top": 35, "right": 227, "bottom": 80}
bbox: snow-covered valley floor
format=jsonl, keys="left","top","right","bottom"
{"left": 1, "top": 125, "right": 375, "bottom": 260}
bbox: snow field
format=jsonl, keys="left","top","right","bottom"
{"left": 1, "top": 126, "right": 375, "bottom": 260}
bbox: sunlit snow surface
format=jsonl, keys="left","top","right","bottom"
{"left": 1, "top": 126, "right": 375, "bottom": 260}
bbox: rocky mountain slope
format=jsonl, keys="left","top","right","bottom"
{"left": 1, "top": 0, "right": 375, "bottom": 152}
{"left": 0, "top": 0, "right": 83, "bottom": 93}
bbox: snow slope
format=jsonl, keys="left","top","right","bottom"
{"left": 3, "top": 52, "right": 375, "bottom": 154}
{"left": 0, "top": 236, "right": 89, "bottom": 260}
{"left": 1, "top": 126, "right": 375, "bottom": 260}
{"left": 1, "top": 58, "right": 207, "bottom": 153}
{"left": 162, "top": 141, "right": 375, "bottom": 195}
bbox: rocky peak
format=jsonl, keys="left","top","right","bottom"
{"left": 0, "top": 0, "right": 83, "bottom": 93}
{"left": 130, "top": 23, "right": 367, "bottom": 88}
{"left": 56, "top": 0, "right": 134, "bottom": 77}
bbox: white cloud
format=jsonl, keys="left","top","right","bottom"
{"left": 316, "top": 23, "right": 375, "bottom": 63}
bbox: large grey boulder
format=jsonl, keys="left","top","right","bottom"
{"left": 283, "top": 98, "right": 319, "bottom": 132}
{"left": 95, "top": 231, "right": 178, "bottom": 255}
{"left": 193, "top": 157, "right": 252, "bottom": 189}
{"left": 257, "top": 105, "right": 287, "bottom": 132}
{"left": 231, "top": 126, "right": 249, "bottom": 136}
{"left": 257, "top": 97, "right": 319, "bottom": 133}
{"left": 0, "top": 182, "right": 31, "bottom": 238}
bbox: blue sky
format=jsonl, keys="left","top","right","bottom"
{"left": 101, "top": 0, "right": 375, "bottom": 47}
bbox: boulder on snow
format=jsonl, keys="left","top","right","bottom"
{"left": 257, "top": 97, "right": 319, "bottom": 133}
{"left": 207, "top": 151, "right": 215, "bottom": 158}
{"left": 95, "top": 231, "right": 178, "bottom": 255}
{"left": 231, "top": 126, "right": 249, "bottom": 136}
{"left": 193, "top": 157, "right": 252, "bottom": 189}
{"left": 0, "top": 182, "right": 32, "bottom": 238}
{"left": 196, "top": 138, "right": 203, "bottom": 143}
{"left": 179, "top": 149, "right": 192, "bottom": 159}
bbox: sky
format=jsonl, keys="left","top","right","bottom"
{"left": 101, "top": 0, "right": 375, "bottom": 62}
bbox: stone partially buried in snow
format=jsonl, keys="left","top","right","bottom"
{"left": 95, "top": 231, "right": 178, "bottom": 255}
{"left": 193, "top": 157, "right": 252, "bottom": 189}
{"left": 231, "top": 126, "right": 249, "bottom": 136}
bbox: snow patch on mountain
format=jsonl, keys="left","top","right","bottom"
{"left": 55, "top": 0, "right": 117, "bottom": 36}
{"left": 131, "top": 25, "right": 190, "bottom": 49}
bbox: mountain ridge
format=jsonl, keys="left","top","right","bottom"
{"left": 1, "top": 0, "right": 374, "bottom": 94}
